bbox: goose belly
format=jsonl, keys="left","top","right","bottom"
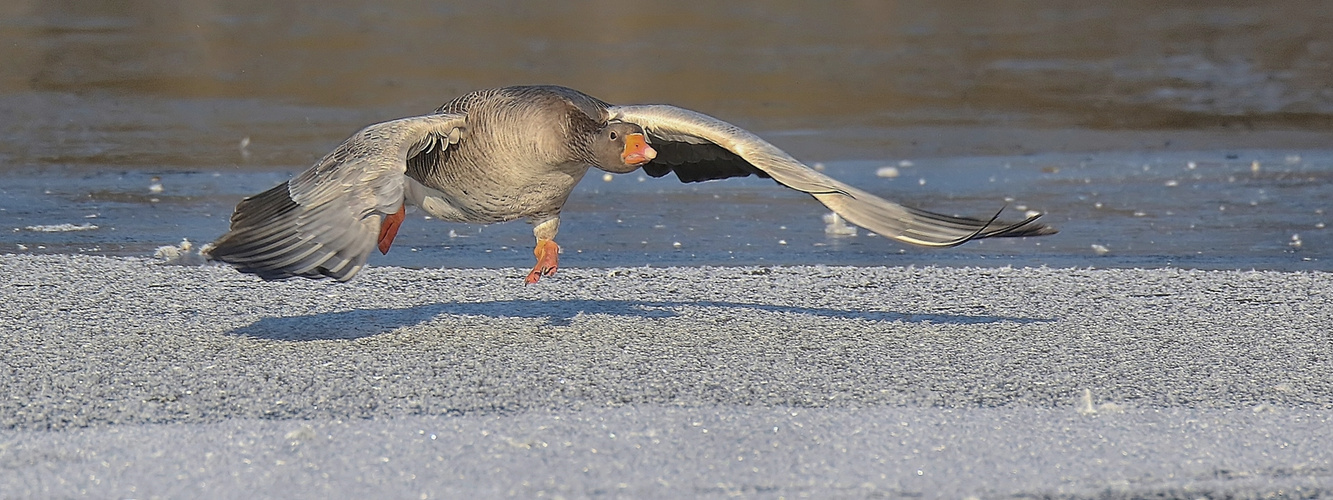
{"left": 403, "top": 166, "right": 587, "bottom": 224}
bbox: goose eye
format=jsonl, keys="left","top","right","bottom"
{"left": 608, "top": 131, "right": 618, "bottom": 141}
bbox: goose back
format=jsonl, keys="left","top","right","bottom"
{"left": 402, "top": 86, "right": 612, "bottom": 224}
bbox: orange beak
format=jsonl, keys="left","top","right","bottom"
{"left": 621, "top": 133, "right": 657, "bottom": 166}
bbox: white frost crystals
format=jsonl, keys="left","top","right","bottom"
{"left": 23, "top": 223, "right": 99, "bottom": 232}
{"left": 155, "top": 238, "right": 213, "bottom": 266}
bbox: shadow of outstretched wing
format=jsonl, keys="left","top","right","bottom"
{"left": 226, "top": 299, "right": 1053, "bottom": 341}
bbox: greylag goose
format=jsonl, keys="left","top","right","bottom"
{"left": 206, "top": 85, "right": 1056, "bottom": 283}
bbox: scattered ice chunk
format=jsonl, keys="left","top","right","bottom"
{"left": 284, "top": 425, "right": 317, "bottom": 442}
{"left": 1077, "top": 389, "right": 1096, "bottom": 415}
{"left": 448, "top": 229, "right": 458, "bottom": 238}
{"left": 1164, "top": 179, "right": 1179, "bottom": 187}
{"left": 812, "top": 162, "right": 825, "bottom": 171}
{"left": 16, "top": 244, "right": 27, "bottom": 250}
{"left": 1091, "top": 244, "right": 1110, "bottom": 255}
{"left": 1317, "top": 222, "right": 1326, "bottom": 229}
{"left": 602, "top": 173, "right": 614, "bottom": 182}
{"left": 1186, "top": 161, "right": 1197, "bottom": 169}
{"left": 1073, "top": 389, "right": 1124, "bottom": 414}
{"left": 917, "top": 178, "right": 926, "bottom": 186}
{"left": 149, "top": 176, "right": 164, "bottom": 193}
{"left": 875, "top": 166, "right": 900, "bottom": 178}
{"left": 778, "top": 239, "right": 787, "bottom": 245}
{"left": 672, "top": 241, "right": 682, "bottom": 248}
{"left": 822, "top": 212, "right": 857, "bottom": 237}
{"left": 154, "top": 239, "right": 190, "bottom": 258}
{"left": 1290, "top": 234, "right": 1302, "bottom": 249}
{"left": 1251, "top": 161, "right": 1261, "bottom": 173}
{"left": 898, "top": 160, "right": 914, "bottom": 168}
{"left": 1097, "top": 402, "right": 1126, "bottom": 413}
{"left": 1024, "top": 210, "right": 1041, "bottom": 218}
{"left": 155, "top": 238, "right": 208, "bottom": 266}
{"left": 25, "top": 223, "right": 98, "bottom": 232}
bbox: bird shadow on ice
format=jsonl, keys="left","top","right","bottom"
{"left": 226, "top": 299, "right": 1052, "bottom": 341}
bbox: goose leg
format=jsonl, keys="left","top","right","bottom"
{"left": 526, "top": 218, "right": 561, "bottom": 284}
{"left": 377, "top": 203, "right": 406, "bottom": 255}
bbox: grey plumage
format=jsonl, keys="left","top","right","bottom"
{"left": 208, "top": 113, "right": 467, "bottom": 280}
{"left": 208, "top": 85, "right": 1056, "bottom": 282}
{"left": 608, "top": 104, "right": 1054, "bottom": 246}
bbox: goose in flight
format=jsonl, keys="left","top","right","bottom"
{"left": 206, "top": 85, "right": 1056, "bottom": 283}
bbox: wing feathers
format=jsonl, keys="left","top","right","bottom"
{"left": 609, "top": 104, "right": 1057, "bottom": 246}
{"left": 208, "top": 113, "right": 467, "bottom": 281}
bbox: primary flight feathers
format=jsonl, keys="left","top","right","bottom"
{"left": 207, "top": 85, "right": 1056, "bottom": 282}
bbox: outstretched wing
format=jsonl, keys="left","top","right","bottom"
{"left": 607, "top": 104, "right": 1056, "bottom": 246}
{"left": 207, "top": 113, "right": 468, "bottom": 280}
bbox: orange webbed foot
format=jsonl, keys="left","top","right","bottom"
{"left": 525, "top": 239, "right": 560, "bottom": 284}
{"left": 377, "top": 204, "right": 406, "bottom": 255}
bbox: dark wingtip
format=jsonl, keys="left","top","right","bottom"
{"left": 968, "top": 209, "right": 1059, "bottom": 241}
{"left": 1013, "top": 223, "right": 1060, "bottom": 237}
{"left": 940, "top": 207, "right": 1008, "bottom": 247}
{"left": 988, "top": 212, "right": 1059, "bottom": 238}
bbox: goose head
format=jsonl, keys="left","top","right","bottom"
{"left": 592, "top": 122, "right": 657, "bottom": 173}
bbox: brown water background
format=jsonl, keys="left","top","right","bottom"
{"left": 2, "top": 1, "right": 1331, "bottom": 270}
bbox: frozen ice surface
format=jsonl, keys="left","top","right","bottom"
{"left": 1, "top": 149, "right": 1329, "bottom": 272}
{"left": 1, "top": 254, "right": 1331, "bottom": 498}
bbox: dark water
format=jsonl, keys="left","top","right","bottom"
{"left": 2, "top": 1, "right": 1331, "bottom": 271}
